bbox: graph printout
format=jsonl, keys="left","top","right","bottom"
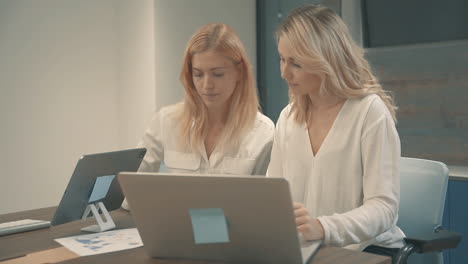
{"left": 55, "top": 228, "right": 142, "bottom": 256}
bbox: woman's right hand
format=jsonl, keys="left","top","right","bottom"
{"left": 294, "top": 202, "right": 325, "bottom": 241}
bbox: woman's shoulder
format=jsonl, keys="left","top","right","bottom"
{"left": 276, "top": 104, "right": 294, "bottom": 124}
{"left": 254, "top": 111, "right": 275, "bottom": 131}
{"left": 151, "top": 103, "right": 184, "bottom": 124}
{"left": 247, "top": 112, "right": 275, "bottom": 140}
{"left": 350, "top": 93, "right": 378, "bottom": 106}
{"left": 158, "top": 103, "right": 184, "bottom": 117}
{"left": 350, "top": 94, "right": 393, "bottom": 125}
{"left": 146, "top": 103, "right": 184, "bottom": 129}
{"left": 350, "top": 94, "right": 388, "bottom": 115}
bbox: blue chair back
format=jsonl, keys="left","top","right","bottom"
{"left": 398, "top": 157, "right": 449, "bottom": 264}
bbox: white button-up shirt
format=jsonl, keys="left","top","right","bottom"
{"left": 267, "top": 94, "right": 404, "bottom": 250}
{"left": 122, "top": 104, "right": 274, "bottom": 209}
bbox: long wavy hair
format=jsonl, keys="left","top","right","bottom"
{"left": 179, "top": 23, "right": 259, "bottom": 154}
{"left": 276, "top": 4, "right": 397, "bottom": 123}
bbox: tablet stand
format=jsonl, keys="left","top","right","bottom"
{"left": 80, "top": 201, "right": 116, "bottom": 232}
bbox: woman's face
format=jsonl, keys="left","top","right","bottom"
{"left": 191, "top": 50, "right": 240, "bottom": 111}
{"left": 278, "top": 38, "right": 321, "bottom": 96}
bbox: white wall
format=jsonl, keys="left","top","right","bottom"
{"left": 153, "top": 0, "right": 257, "bottom": 108}
{"left": 0, "top": 0, "right": 156, "bottom": 214}
{"left": 0, "top": 0, "right": 255, "bottom": 215}
{"left": 115, "top": 0, "right": 156, "bottom": 149}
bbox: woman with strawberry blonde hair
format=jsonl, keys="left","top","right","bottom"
{"left": 267, "top": 4, "right": 404, "bottom": 262}
{"left": 122, "top": 23, "right": 274, "bottom": 210}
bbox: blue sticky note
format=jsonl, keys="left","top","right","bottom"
{"left": 88, "top": 175, "right": 115, "bottom": 203}
{"left": 189, "top": 208, "right": 230, "bottom": 244}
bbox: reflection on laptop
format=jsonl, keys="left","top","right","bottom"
{"left": 118, "top": 172, "right": 321, "bottom": 264}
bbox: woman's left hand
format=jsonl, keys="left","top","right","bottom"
{"left": 293, "top": 202, "right": 325, "bottom": 241}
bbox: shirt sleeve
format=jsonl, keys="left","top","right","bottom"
{"left": 266, "top": 110, "right": 286, "bottom": 179}
{"left": 318, "top": 104, "right": 401, "bottom": 247}
{"left": 136, "top": 111, "right": 164, "bottom": 173}
{"left": 251, "top": 130, "right": 274, "bottom": 175}
{"left": 122, "top": 111, "right": 164, "bottom": 210}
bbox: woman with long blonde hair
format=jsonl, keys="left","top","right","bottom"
{"left": 122, "top": 23, "right": 274, "bottom": 209}
{"left": 267, "top": 4, "right": 404, "bottom": 261}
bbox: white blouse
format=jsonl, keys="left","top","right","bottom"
{"left": 267, "top": 94, "right": 405, "bottom": 250}
{"left": 122, "top": 103, "right": 275, "bottom": 209}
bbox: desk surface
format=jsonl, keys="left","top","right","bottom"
{"left": 0, "top": 207, "right": 390, "bottom": 264}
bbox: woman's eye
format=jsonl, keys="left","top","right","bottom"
{"left": 213, "top": 72, "right": 225, "bottom": 77}
{"left": 293, "top": 63, "right": 302, "bottom": 68}
{"left": 193, "top": 73, "right": 202, "bottom": 78}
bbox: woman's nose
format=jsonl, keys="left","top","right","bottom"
{"left": 202, "top": 75, "right": 214, "bottom": 89}
{"left": 281, "top": 63, "right": 291, "bottom": 81}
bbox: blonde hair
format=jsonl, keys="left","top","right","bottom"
{"left": 179, "top": 23, "right": 259, "bottom": 154}
{"left": 276, "top": 4, "right": 397, "bottom": 123}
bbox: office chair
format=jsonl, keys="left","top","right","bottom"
{"left": 395, "top": 157, "right": 461, "bottom": 264}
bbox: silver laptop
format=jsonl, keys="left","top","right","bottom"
{"left": 118, "top": 172, "right": 320, "bottom": 264}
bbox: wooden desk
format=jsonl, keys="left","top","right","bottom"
{"left": 0, "top": 207, "right": 390, "bottom": 264}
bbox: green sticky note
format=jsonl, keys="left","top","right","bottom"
{"left": 189, "top": 208, "right": 230, "bottom": 244}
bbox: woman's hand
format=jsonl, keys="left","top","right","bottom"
{"left": 294, "top": 202, "right": 325, "bottom": 241}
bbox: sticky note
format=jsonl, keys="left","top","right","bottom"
{"left": 88, "top": 175, "right": 115, "bottom": 203}
{"left": 189, "top": 208, "right": 230, "bottom": 244}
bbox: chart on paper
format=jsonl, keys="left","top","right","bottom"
{"left": 55, "top": 228, "right": 143, "bottom": 256}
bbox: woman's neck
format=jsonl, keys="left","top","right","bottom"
{"left": 204, "top": 105, "right": 229, "bottom": 158}
{"left": 307, "top": 93, "right": 345, "bottom": 111}
{"left": 206, "top": 105, "right": 229, "bottom": 126}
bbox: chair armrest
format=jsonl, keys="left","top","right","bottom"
{"left": 404, "top": 229, "right": 462, "bottom": 253}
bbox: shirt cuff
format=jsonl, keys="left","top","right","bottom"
{"left": 317, "top": 216, "right": 331, "bottom": 245}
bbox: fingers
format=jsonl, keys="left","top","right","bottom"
{"left": 296, "top": 216, "right": 316, "bottom": 241}
{"left": 298, "top": 219, "right": 325, "bottom": 241}
{"left": 297, "top": 223, "right": 313, "bottom": 234}
{"left": 292, "top": 203, "right": 325, "bottom": 241}
{"left": 294, "top": 203, "right": 311, "bottom": 226}
{"left": 294, "top": 207, "right": 308, "bottom": 217}
{"left": 294, "top": 202, "right": 308, "bottom": 218}
{"left": 295, "top": 215, "right": 311, "bottom": 225}
{"left": 293, "top": 202, "right": 303, "bottom": 209}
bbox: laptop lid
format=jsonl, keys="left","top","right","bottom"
{"left": 51, "top": 148, "right": 146, "bottom": 225}
{"left": 118, "top": 172, "right": 312, "bottom": 264}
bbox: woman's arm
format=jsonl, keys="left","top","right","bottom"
{"left": 137, "top": 112, "right": 165, "bottom": 173}
{"left": 318, "top": 111, "right": 401, "bottom": 247}
{"left": 266, "top": 109, "right": 288, "bottom": 179}
{"left": 122, "top": 111, "right": 165, "bottom": 210}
